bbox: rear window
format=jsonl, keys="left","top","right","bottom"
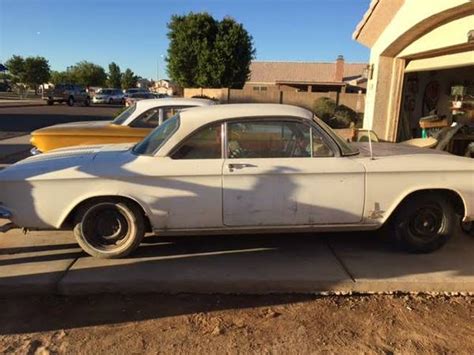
{"left": 112, "top": 104, "right": 137, "bottom": 125}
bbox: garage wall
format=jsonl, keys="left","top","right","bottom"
{"left": 360, "top": 0, "right": 473, "bottom": 139}
{"left": 399, "top": 15, "right": 474, "bottom": 58}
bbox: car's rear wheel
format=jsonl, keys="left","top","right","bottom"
{"left": 108, "top": 98, "right": 113, "bottom": 104}
{"left": 47, "top": 99, "right": 54, "bottom": 105}
{"left": 73, "top": 201, "right": 145, "bottom": 258}
{"left": 461, "top": 221, "right": 474, "bottom": 236}
{"left": 391, "top": 193, "right": 455, "bottom": 253}
{"left": 84, "top": 97, "right": 91, "bottom": 107}
{"left": 67, "top": 96, "right": 75, "bottom": 106}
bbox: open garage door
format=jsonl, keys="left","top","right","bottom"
{"left": 405, "top": 51, "right": 474, "bottom": 73}
{"left": 397, "top": 55, "right": 474, "bottom": 156}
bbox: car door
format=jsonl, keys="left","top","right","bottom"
{"left": 222, "top": 118, "right": 365, "bottom": 226}
{"left": 126, "top": 121, "right": 225, "bottom": 230}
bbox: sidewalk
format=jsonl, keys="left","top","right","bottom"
{"left": 0, "top": 226, "right": 472, "bottom": 295}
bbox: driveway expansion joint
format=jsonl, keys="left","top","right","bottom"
{"left": 325, "top": 239, "right": 356, "bottom": 282}
{"left": 55, "top": 255, "right": 81, "bottom": 295}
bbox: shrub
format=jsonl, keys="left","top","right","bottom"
{"left": 334, "top": 104, "right": 358, "bottom": 128}
{"left": 312, "top": 97, "right": 358, "bottom": 129}
{"left": 312, "top": 97, "right": 337, "bottom": 124}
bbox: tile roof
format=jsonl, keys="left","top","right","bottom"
{"left": 248, "top": 61, "right": 368, "bottom": 84}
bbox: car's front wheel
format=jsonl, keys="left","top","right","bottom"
{"left": 391, "top": 193, "right": 455, "bottom": 253}
{"left": 84, "top": 97, "right": 91, "bottom": 107}
{"left": 67, "top": 96, "right": 75, "bottom": 106}
{"left": 73, "top": 201, "right": 145, "bottom": 258}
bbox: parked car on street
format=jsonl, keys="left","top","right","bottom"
{"left": 42, "top": 84, "right": 91, "bottom": 106}
{"left": 92, "top": 88, "right": 125, "bottom": 104}
{"left": 1, "top": 104, "right": 472, "bottom": 258}
{"left": 125, "top": 92, "right": 156, "bottom": 107}
{"left": 123, "top": 88, "right": 149, "bottom": 97}
{"left": 29, "top": 98, "right": 215, "bottom": 153}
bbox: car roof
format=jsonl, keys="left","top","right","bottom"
{"left": 157, "top": 104, "right": 314, "bottom": 157}
{"left": 134, "top": 97, "right": 216, "bottom": 110}
{"left": 180, "top": 103, "right": 313, "bottom": 123}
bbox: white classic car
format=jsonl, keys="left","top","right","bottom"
{"left": 0, "top": 104, "right": 472, "bottom": 258}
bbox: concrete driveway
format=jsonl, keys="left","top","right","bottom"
{"left": 0, "top": 224, "right": 472, "bottom": 295}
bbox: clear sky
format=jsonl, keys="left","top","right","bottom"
{"left": 0, "top": 0, "right": 370, "bottom": 80}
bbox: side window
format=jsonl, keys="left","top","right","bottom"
{"left": 227, "top": 121, "right": 311, "bottom": 159}
{"left": 171, "top": 123, "right": 222, "bottom": 159}
{"left": 312, "top": 128, "right": 334, "bottom": 157}
{"left": 162, "top": 106, "right": 191, "bottom": 122}
{"left": 130, "top": 108, "right": 160, "bottom": 128}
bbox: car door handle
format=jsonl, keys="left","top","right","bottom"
{"left": 228, "top": 163, "right": 257, "bottom": 170}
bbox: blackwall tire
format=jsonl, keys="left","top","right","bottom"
{"left": 391, "top": 193, "right": 455, "bottom": 253}
{"left": 67, "top": 96, "right": 75, "bottom": 106}
{"left": 73, "top": 201, "right": 145, "bottom": 258}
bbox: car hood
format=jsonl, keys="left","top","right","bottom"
{"left": 32, "top": 120, "right": 114, "bottom": 134}
{"left": 0, "top": 143, "right": 135, "bottom": 181}
{"left": 352, "top": 142, "right": 449, "bottom": 158}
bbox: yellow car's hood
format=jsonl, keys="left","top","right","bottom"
{"left": 32, "top": 120, "right": 146, "bottom": 137}
{"left": 30, "top": 120, "right": 152, "bottom": 152}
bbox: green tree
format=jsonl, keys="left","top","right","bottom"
{"left": 5, "top": 55, "right": 25, "bottom": 83}
{"left": 23, "top": 56, "right": 50, "bottom": 93}
{"left": 166, "top": 12, "right": 255, "bottom": 88}
{"left": 121, "top": 68, "right": 137, "bottom": 90}
{"left": 107, "top": 62, "right": 122, "bottom": 88}
{"left": 211, "top": 17, "right": 255, "bottom": 88}
{"left": 5, "top": 55, "right": 50, "bottom": 93}
{"left": 50, "top": 70, "right": 74, "bottom": 85}
{"left": 69, "top": 61, "right": 107, "bottom": 87}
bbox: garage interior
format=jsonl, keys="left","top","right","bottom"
{"left": 397, "top": 52, "right": 474, "bottom": 156}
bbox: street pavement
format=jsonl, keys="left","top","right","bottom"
{"left": 0, "top": 226, "right": 472, "bottom": 295}
{"left": 0, "top": 104, "right": 473, "bottom": 295}
{"left": 0, "top": 104, "right": 119, "bottom": 166}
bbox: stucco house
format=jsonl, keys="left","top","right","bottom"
{"left": 245, "top": 56, "right": 368, "bottom": 94}
{"left": 353, "top": 0, "right": 474, "bottom": 142}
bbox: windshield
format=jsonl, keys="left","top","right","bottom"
{"left": 313, "top": 115, "right": 359, "bottom": 156}
{"left": 133, "top": 114, "right": 180, "bottom": 155}
{"left": 112, "top": 104, "right": 137, "bottom": 125}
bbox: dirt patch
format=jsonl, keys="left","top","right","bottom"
{"left": 0, "top": 294, "right": 472, "bottom": 354}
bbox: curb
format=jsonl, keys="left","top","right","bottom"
{"left": 0, "top": 103, "right": 46, "bottom": 109}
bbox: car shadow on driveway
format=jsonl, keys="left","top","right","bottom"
{"left": 0, "top": 229, "right": 473, "bottom": 335}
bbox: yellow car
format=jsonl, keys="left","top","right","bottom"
{"left": 30, "top": 98, "right": 214, "bottom": 153}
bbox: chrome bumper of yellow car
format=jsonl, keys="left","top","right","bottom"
{"left": 0, "top": 205, "right": 17, "bottom": 233}
{"left": 30, "top": 147, "right": 42, "bottom": 155}
{"left": 0, "top": 205, "right": 12, "bottom": 219}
